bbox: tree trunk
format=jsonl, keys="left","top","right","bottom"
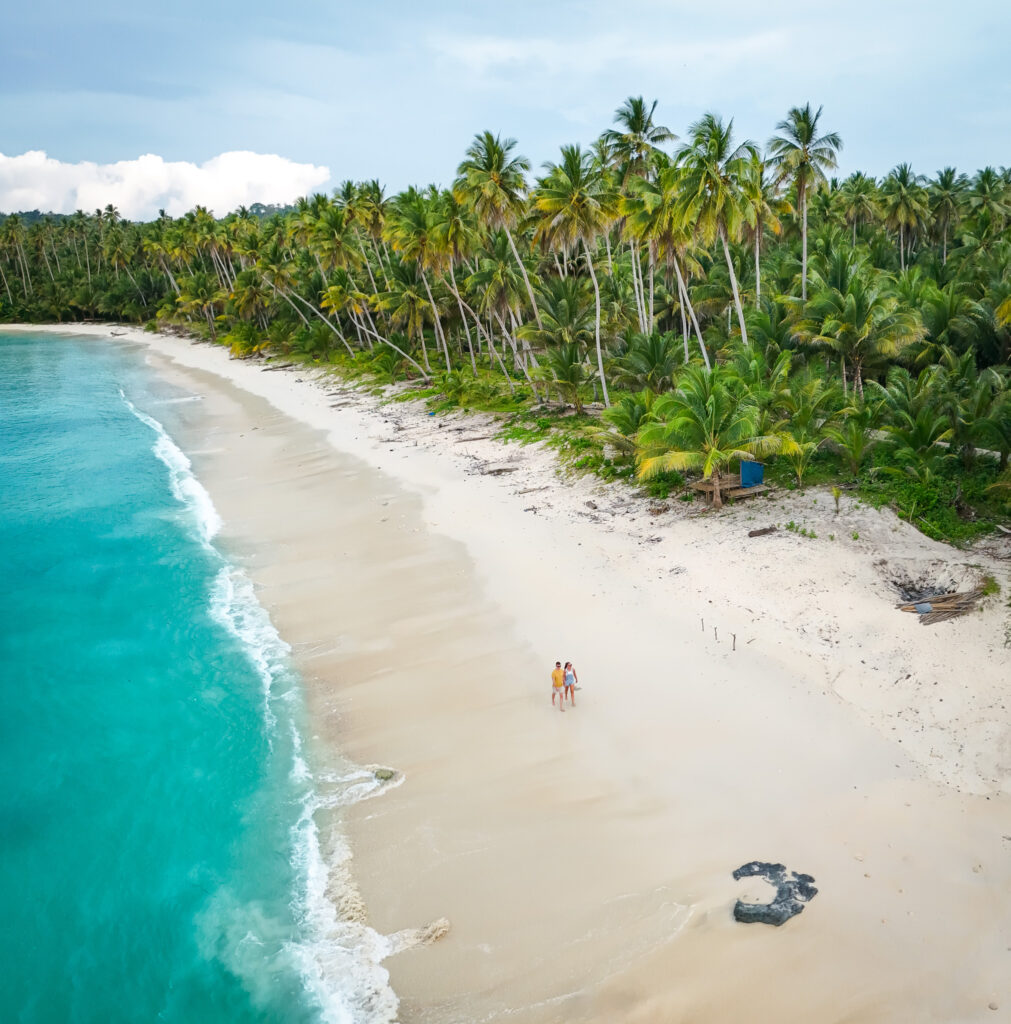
{"left": 711, "top": 468, "right": 723, "bottom": 509}
{"left": 504, "top": 225, "right": 542, "bottom": 329}
{"left": 754, "top": 231, "right": 761, "bottom": 306}
{"left": 673, "top": 258, "right": 710, "bottom": 370}
{"left": 160, "top": 257, "right": 181, "bottom": 296}
{"left": 720, "top": 229, "right": 749, "bottom": 348}
{"left": 800, "top": 186, "right": 808, "bottom": 301}
{"left": 448, "top": 263, "right": 477, "bottom": 375}
{"left": 899, "top": 224, "right": 905, "bottom": 272}
{"left": 841, "top": 356, "right": 847, "bottom": 397}
{"left": 352, "top": 313, "right": 429, "bottom": 377}
{"left": 420, "top": 267, "right": 451, "bottom": 372}
{"left": 0, "top": 261, "right": 13, "bottom": 305}
{"left": 583, "top": 241, "right": 610, "bottom": 408}
{"left": 630, "top": 240, "right": 646, "bottom": 333}
{"left": 647, "top": 251, "right": 655, "bottom": 333}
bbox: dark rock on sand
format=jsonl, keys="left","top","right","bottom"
{"left": 732, "top": 861, "right": 818, "bottom": 926}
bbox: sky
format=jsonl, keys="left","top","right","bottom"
{"left": 1, "top": 0, "right": 1009, "bottom": 219}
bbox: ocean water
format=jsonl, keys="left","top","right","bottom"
{"left": 0, "top": 333, "right": 396, "bottom": 1024}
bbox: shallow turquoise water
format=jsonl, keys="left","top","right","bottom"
{"left": 0, "top": 334, "right": 392, "bottom": 1024}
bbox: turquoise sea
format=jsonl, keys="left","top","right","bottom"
{"left": 0, "top": 333, "right": 395, "bottom": 1023}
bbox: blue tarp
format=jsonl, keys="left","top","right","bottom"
{"left": 740, "top": 461, "right": 764, "bottom": 487}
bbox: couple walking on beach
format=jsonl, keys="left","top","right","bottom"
{"left": 551, "top": 661, "right": 578, "bottom": 711}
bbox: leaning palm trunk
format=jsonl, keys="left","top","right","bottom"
{"left": 504, "top": 225, "right": 543, "bottom": 329}
{"left": 352, "top": 314, "right": 430, "bottom": 378}
{"left": 720, "top": 228, "right": 749, "bottom": 348}
{"left": 453, "top": 291, "right": 515, "bottom": 391}
{"left": 0, "top": 262, "right": 13, "bottom": 305}
{"left": 268, "top": 283, "right": 312, "bottom": 327}
{"left": 288, "top": 291, "right": 355, "bottom": 356}
{"left": 583, "top": 241, "right": 610, "bottom": 408}
{"left": 493, "top": 310, "right": 534, "bottom": 385}
{"left": 420, "top": 267, "right": 451, "bottom": 372}
{"left": 672, "top": 257, "right": 711, "bottom": 370}
{"left": 447, "top": 263, "right": 477, "bottom": 374}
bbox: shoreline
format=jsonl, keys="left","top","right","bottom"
{"left": 7, "top": 323, "right": 1011, "bottom": 1021}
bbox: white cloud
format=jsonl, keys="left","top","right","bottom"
{"left": 0, "top": 150, "right": 330, "bottom": 219}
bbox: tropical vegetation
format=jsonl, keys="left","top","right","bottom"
{"left": 2, "top": 99, "right": 1010, "bottom": 542}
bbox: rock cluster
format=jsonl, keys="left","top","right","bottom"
{"left": 732, "top": 861, "right": 818, "bottom": 926}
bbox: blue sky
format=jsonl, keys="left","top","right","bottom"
{"left": 1, "top": 0, "right": 1009, "bottom": 217}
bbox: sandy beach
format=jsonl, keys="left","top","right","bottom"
{"left": 13, "top": 325, "right": 1011, "bottom": 1022}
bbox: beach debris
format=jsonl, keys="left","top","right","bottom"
{"left": 732, "top": 861, "right": 818, "bottom": 926}
{"left": 373, "top": 767, "right": 397, "bottom": 782}
{"left": 897, "top": 587, "right": 986, "bottom": 625}
{"left": 747, "top": 525, "right": 778, "bottom": 538}
{"left": 262, "top": 362, "right": 295, "bottom": 372}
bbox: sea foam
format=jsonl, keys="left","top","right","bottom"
{"left": 121, "top": 389, "right": 222, "bottom": 546}
{"left": 121, "top": 389, "right": 403, "bottom": 1023}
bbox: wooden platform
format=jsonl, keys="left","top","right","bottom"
{"left": 691, "top": 473, "right": 769, "bottom": 505}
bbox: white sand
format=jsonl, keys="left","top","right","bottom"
{"left": 10, "top": 324, "right": 1011, "bottom": 1022}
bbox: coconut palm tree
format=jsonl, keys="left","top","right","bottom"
{"left": 636, "top": 364, "right": 796, "bottom": 506}
{"left": 454, "top": 131, "right": 543, "bottom": 329}
{"left": 767, "top": 104, "right": 842, "bottom": 301}
{"left": 602, "top": 96, "right": 676, "bottom": 184}
{"left": 797, "top": 272, "right": 925, "bottom": 396}
{"left": 839, "top": 172, "right": 880, "bottom": 247}
{"left": 385, "top": 187, "right": 452, "bottom": 370}
{"left": 533, "top": 144, "right": 620, "bottom": 405}
{"left": 622, "top": 158, "right": 711, "bottom": 367}
{"left": 928, "top": 168, "right": 968, "bottom": 264}
{"left": 880, "top": 164, "right": 928, "bottom": 271}
{"left": 676, "top": 112, "right": 755, "bottom": 347}
{"left": 741, "top": 152, "right": 789, "bottom": 305}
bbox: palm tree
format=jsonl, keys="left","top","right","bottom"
{"left": 543, "top": 343, "right": 589, "bottom": 412}
{"left": 928, "top": 168, "right": 967, "bottom": 264}
{"left": 839, "top": 172, "right": 879, "bottom": 247}
{"left": 767, "top": 104, "right": 842, "bottom": 300}
{"left": 741, "top": 152, "right": 789, "bottom": 305}
{"left": 611, "top": 331, "right": 682, "bottom": 392}
{"left": 676, "top": 113, "right": 755, "bottom": 347}
{"left": 385, "top": 187, "right": 452, "bottom": 371}
{"left": 454, "top": 131, "right": 543, "bottom": 329}
{"left": 880, "top": 164, "right": 928, "bottom": 271}
{"left": 533, "top": 144, "right": 619, "bottom": 406}
{"left": 797, "top": 273, "right": 924, "bottom": 396}
{"left": 622, "top": 158, "right": 711, "bottom": 367}
{"left": 602, "top": 96, "right": 676, "bottom": 184}
{"left": 636, "top": 365, "right": 796, "bottom": 507}
{"left": 967, "top": 167, "right": 1011, "bottom": 243}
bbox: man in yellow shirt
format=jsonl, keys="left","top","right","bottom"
{"left": 551, "top": 661, "right": 565, "bottom": 711}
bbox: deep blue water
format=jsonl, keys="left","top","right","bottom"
{"left": 0, "top": 333, "right": 394, "bottom": 1024}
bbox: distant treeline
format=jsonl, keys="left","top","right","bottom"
{"left": 0, "top": 202, "right": 295, "bottom": 228}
